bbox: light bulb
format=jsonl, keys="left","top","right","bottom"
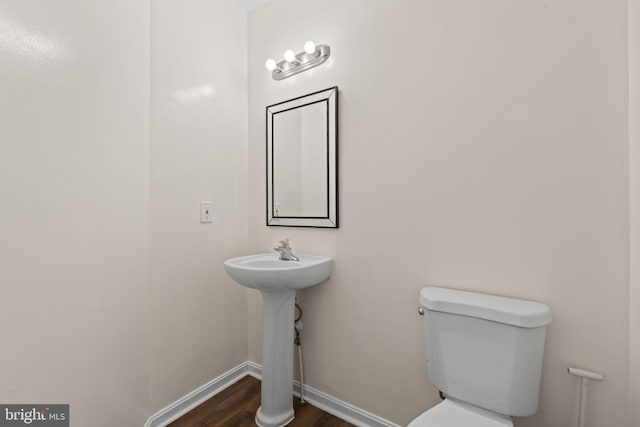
{"left": 265, "top": 58, "right": 277, "bottom": 71}
{"left": 304, "top": 41, "right": 316, "bottom": 55}
{"left": 284, "top": 50, "right": 296, "bottom": 63}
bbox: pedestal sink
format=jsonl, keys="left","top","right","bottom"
{"left": 224, "top": 253, "right": 333, "bottom": 427}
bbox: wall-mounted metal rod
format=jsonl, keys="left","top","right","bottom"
{"left": 568, "top": 367, "right": 604, "bottom": 427}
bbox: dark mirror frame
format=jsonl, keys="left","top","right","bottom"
{"left": 266, "top": 86, "right": 338, "bottom": 228}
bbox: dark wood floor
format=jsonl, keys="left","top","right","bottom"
{"left": 168, "top": 376, "right": 355, "bottom": 427}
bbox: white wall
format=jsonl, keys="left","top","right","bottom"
{"left": 0, "top": 0, "right": 251, "bottom": 423}
{"left": 0, "top": 1, "right": 150, "bottom": 426}
{"left": 248, "top": 1, "right": 630, "bottom": 426}
{"left": 148, "top": 0, "right": 249, "bottom": 412}
{"left": 629, "top": 0, "right": 640, "bottom": 424}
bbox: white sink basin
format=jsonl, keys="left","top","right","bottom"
{"left": 224, "top": 253, "right": 333, "bottom": 291}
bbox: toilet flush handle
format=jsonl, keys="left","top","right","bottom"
{"left": 418, "top": 306, "right": 425, "bottom": 316}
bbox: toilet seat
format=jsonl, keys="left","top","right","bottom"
{"left": 408, "top": 398, "right": 514, "bottom": 427}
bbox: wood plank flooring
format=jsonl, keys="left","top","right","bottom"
{"left": 168, "top": 376, "right": 355, "bottom": 427}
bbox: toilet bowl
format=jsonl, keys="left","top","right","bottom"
{"left": 408, "top": 398, "right": 513, "bottom": 427}
{"left": 410, "top": 287, "right": 551, "bottom": 426}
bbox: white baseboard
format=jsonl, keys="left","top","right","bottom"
{"left": 144, "top": 361, "right": 401, "bottom": 427}
{"left": 144, "top": 362, "right": 251, "bottom": 427}
{"left": 291, "top": 377, "right": 402, "bottom": 427}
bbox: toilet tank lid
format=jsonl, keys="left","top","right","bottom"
{"left": 420, "top": 287, "right": 552, "bottom": 328}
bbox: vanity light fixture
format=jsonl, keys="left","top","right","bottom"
{"left": 265, "top": 40, "right": 331, "bottom": 81}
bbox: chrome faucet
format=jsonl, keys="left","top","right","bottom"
{"left": 274, "top": 239, "right": 300, "bottom": 261}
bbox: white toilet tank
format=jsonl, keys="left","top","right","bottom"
{"left": 420, "top": 287, "right": 552, "bottom": 417}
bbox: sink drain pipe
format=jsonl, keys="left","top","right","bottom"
{"left": 294, "top": 302, "right": 306, "bottom": 405}
{"left": 568, "top": 367, "right": 604, "bottom": 427}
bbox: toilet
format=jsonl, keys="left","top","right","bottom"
{"left": 410, "top": 287, "right": 552, "bottom": 427}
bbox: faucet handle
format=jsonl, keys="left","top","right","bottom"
{"left": 278, "top": 238, "right": 290, "bottom": 248}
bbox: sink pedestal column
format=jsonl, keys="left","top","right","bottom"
{"left": 256, "top": 289, "right": 296, "bottom": 427}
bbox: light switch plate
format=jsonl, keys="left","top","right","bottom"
{"left": 200, "top": 201, "right": 213, "bottom": 223}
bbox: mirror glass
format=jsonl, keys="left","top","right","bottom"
{"left": 267, "top": 86, "right": 338, "bottom": 228}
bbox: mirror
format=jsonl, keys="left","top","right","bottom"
{"left": 266, "top": 86, "right": 338, "bottom": 228}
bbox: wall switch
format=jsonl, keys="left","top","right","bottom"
{"left": 200, "top": 201, "right": 213, "bottom": 223}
